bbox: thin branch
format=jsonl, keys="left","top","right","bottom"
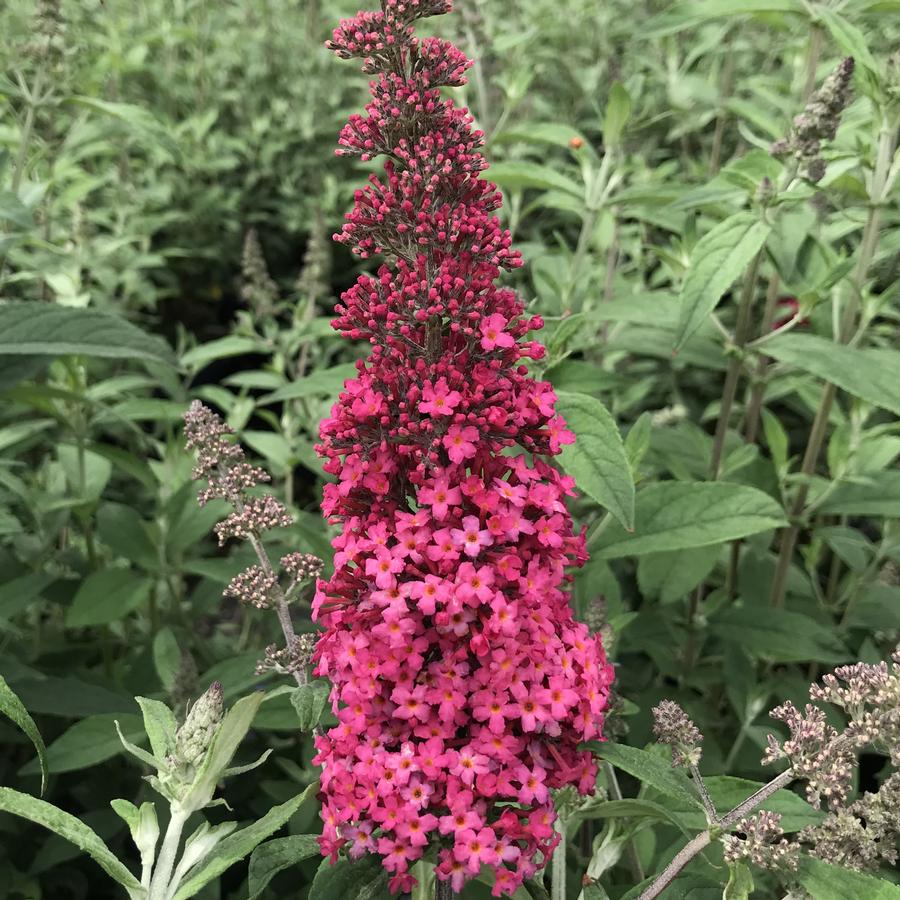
{"left": 637, "top": 768, "right": 795, "bottom": 900}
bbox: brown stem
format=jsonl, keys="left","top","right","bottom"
{"left": 435, "top": 877, "right": 454, "bottom": 900}
{"left": 247, "top": 530, "right": 306, "bottom": 687}
{"left": 743, "top": 272, "right": 781, "bottom": 444}
{"left": 637, "top": 768, "right": 795, "bottom": 900}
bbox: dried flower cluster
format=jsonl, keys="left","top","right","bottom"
{"left": 764, "top": 650, "right": 900, "bottom": 809}
{"left": 184, "top": 401, "right": 320, "bottom": 675}
{"left": 723, "top": 810, "right": 799, "bottom": 871}
{"left": 771, "top": 57, "right": 855, "bottom": 182}
{"left": 801, "top": 772, "right": 900, "bottom": 871}
{"left": 652, "top": 701, "right": 703, "bottom": 768}
{"left": 311, "top": 1, "right": 614, "bottom": 893}
{"left": 241, "top": 229, "right": 280, "bottom": 318}
{"left": 652, "top": 649, "right": 900, "bottom": 882}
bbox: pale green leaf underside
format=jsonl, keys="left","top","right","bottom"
{"left": 0, "top": 786, "right": 144, "bottom": 897}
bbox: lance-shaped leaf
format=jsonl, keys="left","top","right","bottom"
{"left": 111, "top": 799, "right": 160, "bottom": 876}
{"left": 0, "top": 303, "right": 174, "bottom": 365}
{"left": 292, "top": 680, "right": 331, "bottom": 732}
{"left": 0, "top": 674, "right": 48, "bottom": 794}
{"left": 171, "top": 784, "right": 317, "bottom": 899}
{"left": 0, "top": 787, "right": 145, "bottom": 898}
{"left": 763, "top": 333, "right": 900, "bottom": 417}
{"left": 181, "top": 692, "right": 262, "bottom": 812}
{"left": 248, "top": 834, "right": 321, "bottom": 899}
{"left": 674, "top": 212, "right": 771, "bottom": 352}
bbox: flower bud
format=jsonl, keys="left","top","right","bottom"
{"left": 175, "top": 681, "right": 224, "bottom": 767}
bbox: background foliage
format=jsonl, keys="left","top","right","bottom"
{"left": 1, "top": 0, "right": 899, "bottom": 898}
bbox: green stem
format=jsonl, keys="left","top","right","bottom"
{"left": 604, "top": 762, "right": 645, "bottom": 882}
{"left": 770, "top": 121, "right": 896, "bottom": 608}
{"left": 551, "top": 816, "right": 566, "bottom": 900}
{"left": 148, "top": 806, "right": 188, "bottom": 900}
{"left": 709, "top": 38, "right": 736, "bottom": 175}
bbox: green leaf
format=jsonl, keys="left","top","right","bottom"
{"left": 586, "top": 742, "right": 702, "bottom": 808}
{"left": 763, "top": 334, "right": 900, "bottom": 417}
{"left": 0, "top": 675, "right": 48, "bottom": 793}
{"left": 796, "top": 857, "right": 900, "bottom": 900}
{"left": 291, "top": 681, "right": 331, "bottom": 732}
{"left": 637, "top": 545, "right": 720, "bottom": 604}
{"left": 555, "top": 391, "right": 635, "bottom": 531}
{"left": 0, "top": 304, "right": 174, "bottom": 364}
{"left": 97, "top": 503, "right": 158, "bottom": 570}
{"left": 819, "top": 472, "right": 900, "bottom": 517}
{"left": 260, "top": 363, "right": 359, "bottom": 404}
{"left": 492, "top": 122, "right": 587, "bottom": 148}
{"left": 181, "top": 336, "right": 266, "bottom": 369}
{"left": 309, "top": 853, "right": 391, "bottom": 900}
{"left": 603, "top": 82, "right": 632, "bottom": 146}
{"left": 152, "top": 628, "right": 182, "bottom": 693}
{"left": 111, "top": 799, "right": 159, "bottom": 874}
{"left": 71, "top": 96, "right": 178, "bottom": 157}
{"left": 723, "top": 862, "right": 754, "bottom": 900}
{"left": 248, "top": 835, "right": 321, "bottom": 900}
{"left": 488, "top": 162, "right": 583, "bottom": 199}
{"left": 667, "top": 777, "right": 821, "bottom": 832}
{"left": 674, "top": 212, "right": 771, "bottom": 352}
{"left": 21, "top": 713, "right": 143, "bottom": 775}
{"left": 66, "top": 570, "right": 152, "bottom": 627}
{"left": 590, "top": 482, "right": 785, "bottom": 559}
{"left": 816, "top": 9, "right": 879, "bottom": 75}
{"left": 135, "top": 697, "right": 177, "bottom": 760}
{"left": 172, "top": 785, "right": 316, "bottom": 900}
{"left": 0, "top": 787, "right": 144, "bottom": 898}
{"left": 57, "top": 446, "right": 112, "bottom": 502}
{"left": 242, "top": 431, "right": 293, "bottom": 470}
{"left": 711, "top": 606, "right": 849, "bottom": 663}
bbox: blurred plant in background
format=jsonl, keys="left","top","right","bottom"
{"left": 1, "top": 0, "right": 899, "bottom": 898}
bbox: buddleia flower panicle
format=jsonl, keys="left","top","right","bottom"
{"left": 312, "top": 2, "right": 614, "bottom": 894}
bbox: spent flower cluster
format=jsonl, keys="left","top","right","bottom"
{"left": 184, "top": 401, "right": 321, "bottom": 680}
{"left": 647, "top": 648, "right": 900, "bottom": 891}
{"left": 312, "top": 1, "right": 613, "bottom": 894}
{"left": 771, "top": 56, "right": 855, "bottom": 182}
